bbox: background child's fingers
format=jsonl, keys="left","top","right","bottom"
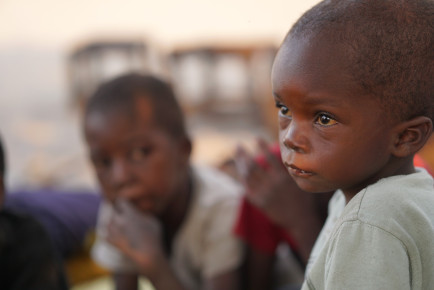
{"left": 107, "top": 215, "right": 128, "bottom": 249}
{"left": 116, "top": 198, "right": 138, "bottom": 215}
{"left": 234, "top": 145, "right": 250, "bottom": 178}
{"left": 257, "top": 138, "right": 282, "bottom": 170}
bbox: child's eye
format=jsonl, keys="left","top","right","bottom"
{"left": 275, "top": 102, "right": 292, "bottom": 118}
{"left": 315, "top": 113, "right": 338, "bottom": 126}
{"left": 91, "top": 155, "right": 111, "bottom": 170}
{"left": 129, "top": 147, "right": 152, "bottom": 162}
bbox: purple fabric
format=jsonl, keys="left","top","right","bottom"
{"left": 4, "top": 190, "right": 101, "bottom": 258}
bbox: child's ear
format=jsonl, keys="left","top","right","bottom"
{"left": 392, "top": 116, "right": 433, "bottom": 157}
{"left": 183, "top": 138, "right": 192, "bottom": 157}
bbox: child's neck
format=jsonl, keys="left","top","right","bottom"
{"left": 161, "top": 169, "right": 193, "bottom": 238}
{"left": 343, "top": 156, "right": 416, "bottom": 204}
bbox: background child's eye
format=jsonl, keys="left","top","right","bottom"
{"left": 91, "top": 155, "right": 111, "bottom": 170}
{"left": 315, "top": 114, "right": 338, "bottom": 126}
{"left": 130, "top": 147, "right": 152, "bottom": 162}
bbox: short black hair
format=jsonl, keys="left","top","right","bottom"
{"left": 285, "top": 0, "right": 433, "bottom": 122}
{"left": 85, "top": 73, "right": 188, "bottom": 140}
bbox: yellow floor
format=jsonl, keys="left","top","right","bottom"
{"left": 64, "top": 237, "right": 154, "bottom": 290}
{"left": 72, "top": 276, "right": 154, "bottom": 290}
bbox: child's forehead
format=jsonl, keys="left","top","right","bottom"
{"left": 278, "top": 33, "right": 347, "bottom": 68}
{"left": 131, "top": 96, "right": 155, "bottom": 119}
{"left": 84, "top": 109, "right": 170, "bottom": 148}
{"left": 85, "top": 98, "right": 156, "bottom": 131}
{"left": 96, "top": 96, "right": 153, "bottom": 118}
{"left": 273, "top": 35, "right": 358, "bottom": 97}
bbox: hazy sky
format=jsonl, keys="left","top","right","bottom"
{"left": 0, "top": 0, "right": 324, "bottom": 189}
{"left": 0, "top": 0, "right": 322, "bottom": 109}
{"left": 0, "top": 0, "right": 321, "bottom": 49}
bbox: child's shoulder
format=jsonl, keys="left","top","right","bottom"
{"left": 307, "top": 170, "right": 434, "bottom": 290}
{"left": 191, "top": 164, "right": 244, "bottom": 201}
{"left": 185, "top": 165, "right": 243, "bottom": 221}
{"left": 361, "top": 169, "right": 433, "bottom": 209}
{"left": 341, "top": 169, "right": 434, "bottom": 238}
{"left": 177, "top": 165, "right": 243, "bottom": 246}
{"left": 0, "top": 209, "right": 44, "bottom": 232}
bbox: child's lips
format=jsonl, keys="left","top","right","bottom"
{"left": 116, "top": 189, "right": 156, "bottom": 211}
{"left": 130, "top": 195, "right": 155, "bottom": 208}
{"left": 136, "top": 199, "right": 156, "bottom": 212}
{"left": 285, "top": 162, "right": 314, "bottom": 177}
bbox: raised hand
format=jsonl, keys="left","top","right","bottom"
{"left": 107, "top": 199, "right": 165, "bottom": 277}
{"left": 234, "top": 139, "right": 331, "bottom": 263}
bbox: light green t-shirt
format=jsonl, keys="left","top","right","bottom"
{"left": 303, "top": 169, "right": 434, "bottom": 290}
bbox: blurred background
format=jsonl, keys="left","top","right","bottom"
{"left": 0, "top": 0, "right": 433, "bottom": 289}
{"left": 0, "top": 0, "right": 326, "bottom": 192}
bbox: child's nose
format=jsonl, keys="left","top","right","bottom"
{"left": 282, "top": 120, "right": 308, "bottom": 153}
{"left": 111, "top": 158, "right": 131, "bottom": 185}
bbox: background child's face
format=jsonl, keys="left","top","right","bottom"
{"left": 84, "top": 98, "right": 190, "bottom": 216}
{"left": 272, "top": 36, "right": 397, "bottom": 199}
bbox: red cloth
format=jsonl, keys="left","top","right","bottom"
{"left": 233, "top": 143, "right": 432, "bottom": 255}
{"left": 414, "top": 154, "right": 433, "bottom": 176}
{"left": 234, "top": 198, "right": 298, "bottom": 254}
{"left": 233, "top": 143, "right": 298, "bottom": 254}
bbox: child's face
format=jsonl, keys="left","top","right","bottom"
{"left": 84, "top": 97, "right": 190, "bottom": 216}
{"left": 272, "top": 36, "right": 397, "bottom": 199}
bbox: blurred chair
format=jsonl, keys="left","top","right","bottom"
{"left": 67, "top": 38, "right": 166, "bottom": 112}
{"left": 168, "top": 44, "right": 278, "bottom": 129}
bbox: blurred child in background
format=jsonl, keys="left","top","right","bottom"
{"left": 83, "top": 73, "right": 244, "bottom": 290}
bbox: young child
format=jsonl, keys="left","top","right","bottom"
{"left": 230, "top": 141, "right": 432, "bottom": 290}
{"left": 0, "top": 135, "right": 68, "bottom": 290}
{"left": 271, "top": 0, "right": 434, "bottom": 289}
{"left": 83, "top": 73, "right": 244, "bottom": 290}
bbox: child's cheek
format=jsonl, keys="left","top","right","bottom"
{"left": 278, "top": 116, "right": 291, "bottom": 131}
{"left": 97, "top": 173, "right": 116, "bottom": 203}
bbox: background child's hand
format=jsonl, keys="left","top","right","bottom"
{"left": 107, "top": 199, "right": 165, "bottom": 276}
{"left": 234, "top": 139, "right": 322, "bottom": 230}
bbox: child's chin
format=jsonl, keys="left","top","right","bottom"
{"left": 135, "top": 201, "right": 159, "bottom": 215}
{"left": 294, "top": 180, "right": 333, "bottom": 194}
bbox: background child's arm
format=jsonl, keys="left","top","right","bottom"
{"left": 241, "top": 247, "right": 275, "bottom": 290}
{"left": 202, "top": 269, "right": 242, "bottom": 290}
{"left": 107, "top": 200, "right": 188, "bottom": 290}
{"left": 113, "top": 273, "right": 139, "bottom": 290}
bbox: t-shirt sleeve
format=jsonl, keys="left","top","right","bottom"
{"left": 91, "top": 201, "right": 137, "bottom": 273}
{"left": 306, "top": 221, "right": 411, "bottom": 290}
{"left": 201, "top": 198, "right": 244, "bottom": 278}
